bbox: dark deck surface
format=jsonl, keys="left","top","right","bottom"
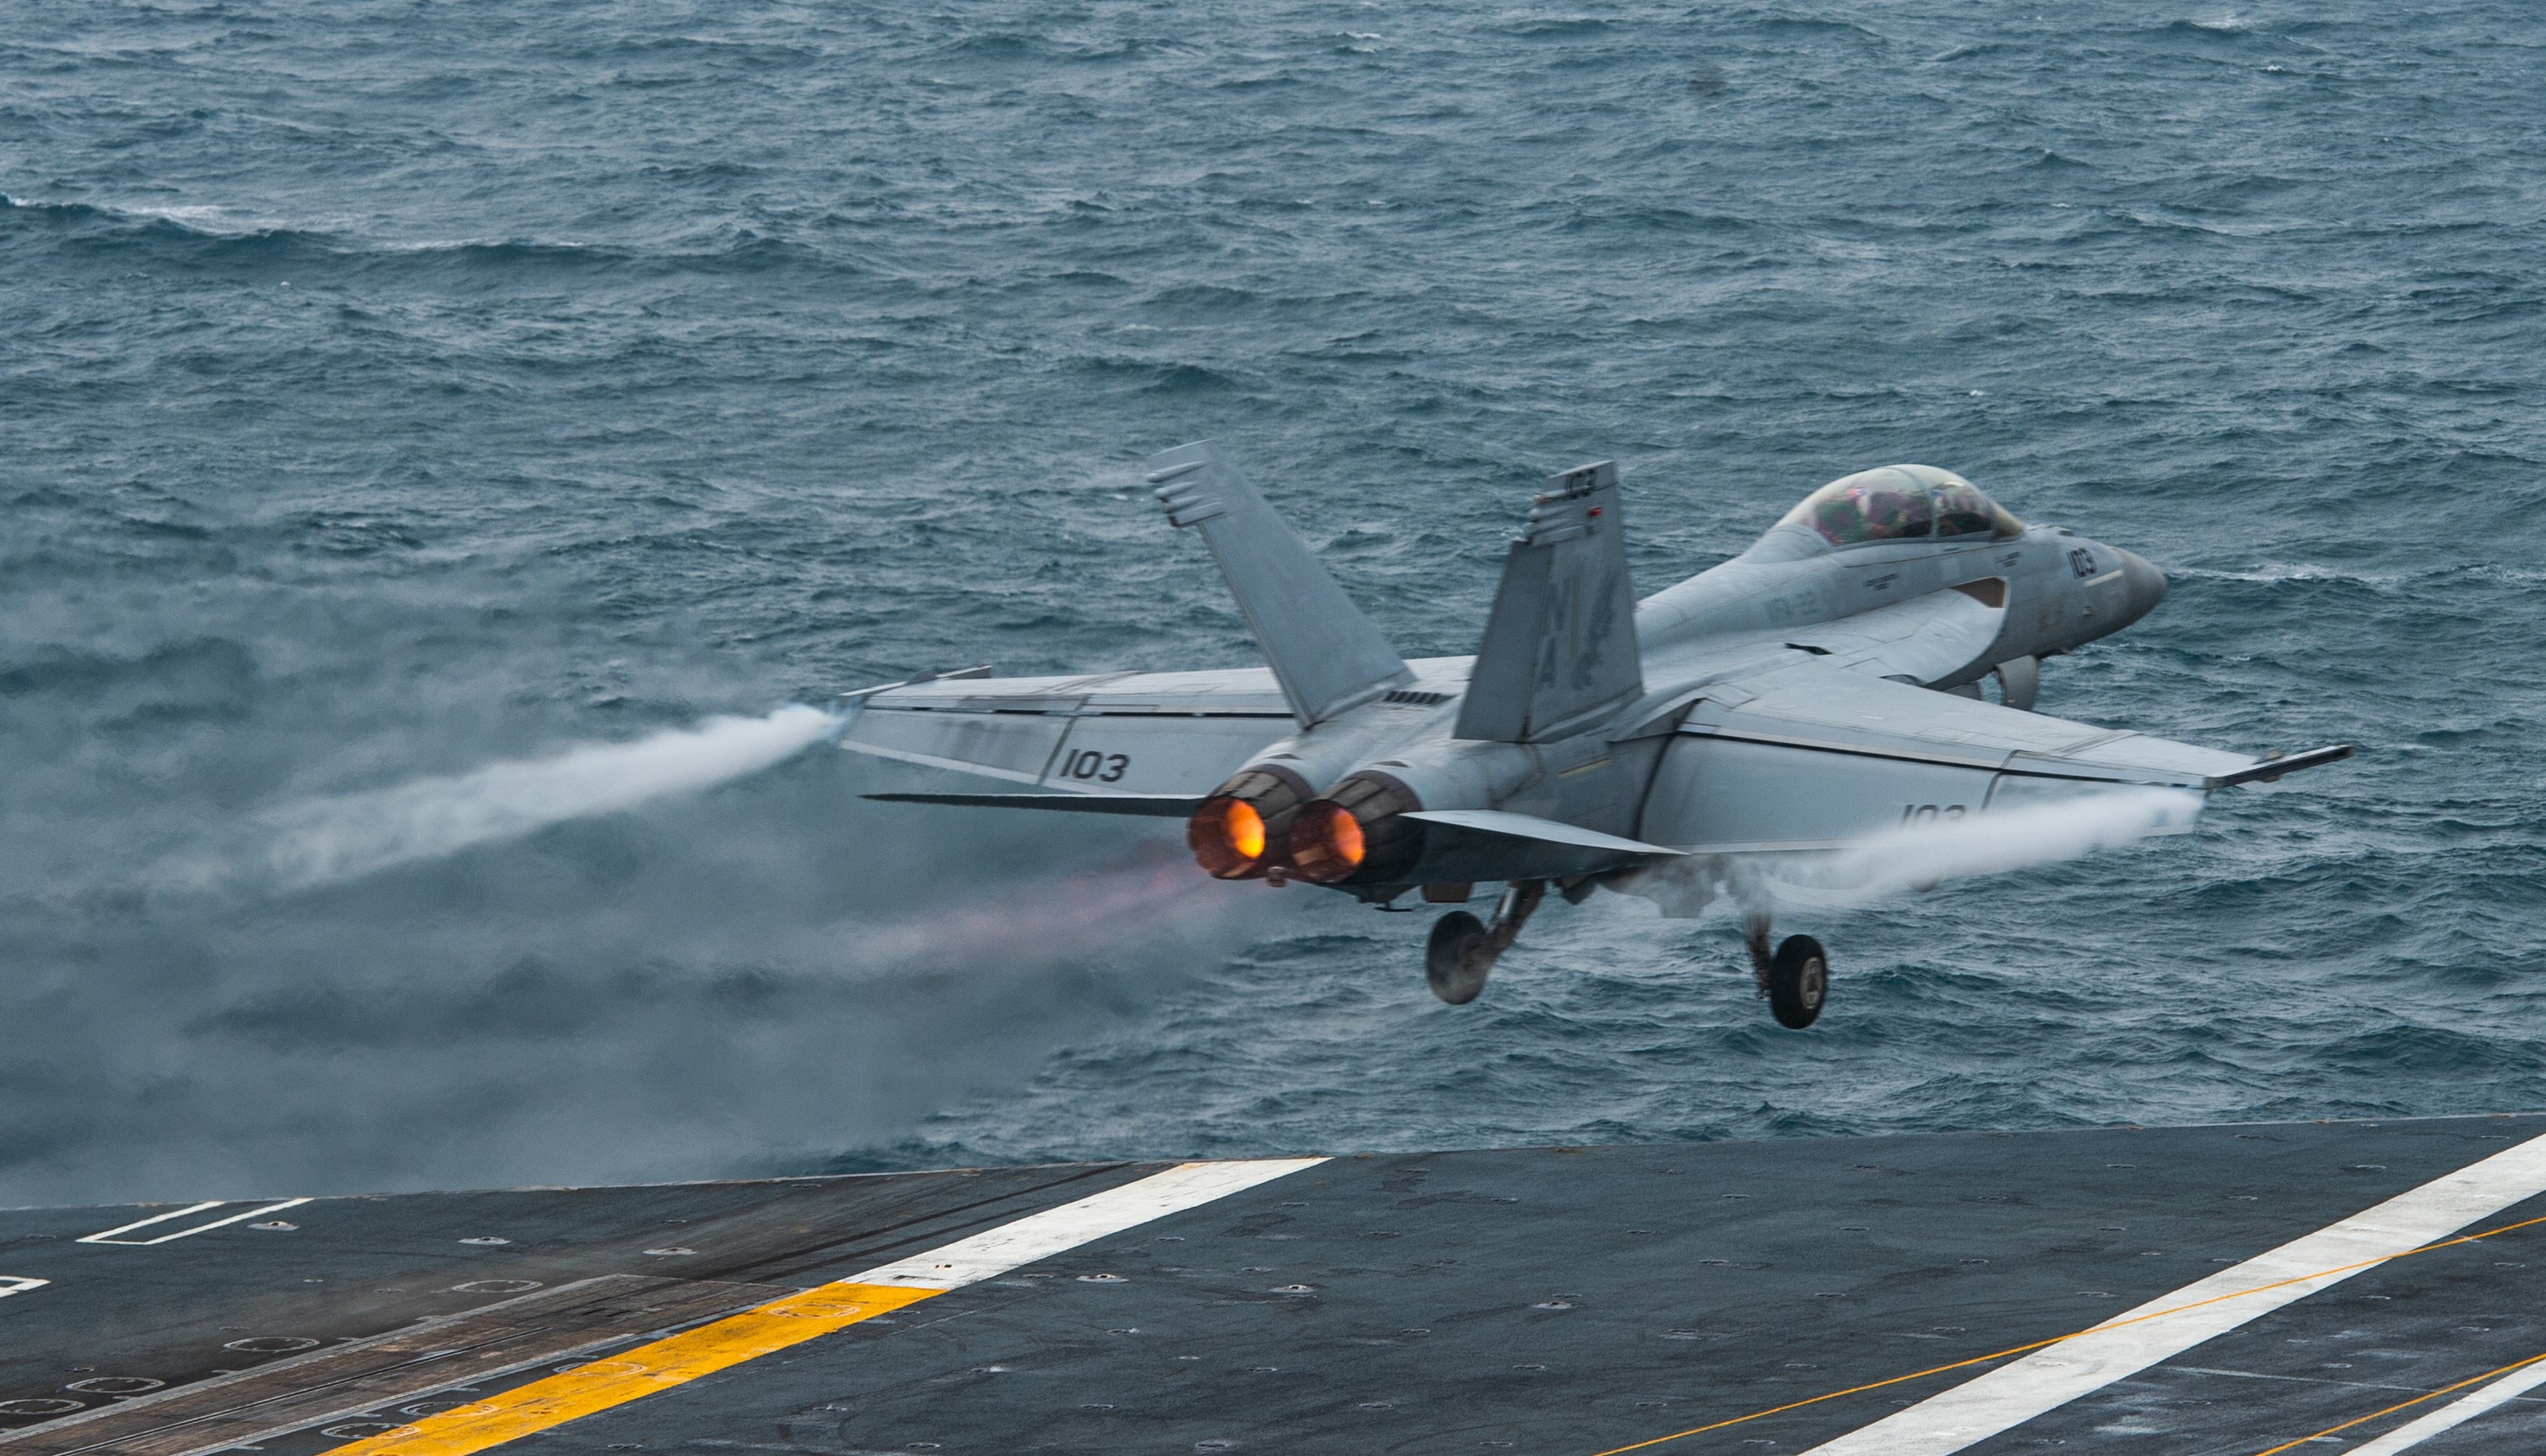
{"left": 3, "top": 1115, "right": 2544, "bottom": 1455}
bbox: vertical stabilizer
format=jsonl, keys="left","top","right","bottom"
{"left": 1146, "top": 440, "right": 1413, "bottom": 727}
{"left": 1454, "top": 461, "right": 1643, "bottom": 743}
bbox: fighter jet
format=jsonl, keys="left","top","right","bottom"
{"left": 839, "top": 442, "right": 2348, "bottom": 1025}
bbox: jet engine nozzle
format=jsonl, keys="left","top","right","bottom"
{"left": 1288, "top": 771, "right": 1425, "bottom": 886}
{"left": 1287, "top": 802, "right": 1363, "bottom": 882}
{"left": 1186, "top": 764, "right": 1315, "bottom": 879}
{"left": 1188, "top": 797, "right": 1268, "bottom": 878}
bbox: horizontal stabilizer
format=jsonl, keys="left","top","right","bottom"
{"left": 1401, "top": 809, "right": 1683, "bottom": 859}
{"left": 1455, "top": 461, "right": 1644, "bottom": 744}
{"left": 865, "top": 791, "right": 1205, "bottom": 818}
{"left": 837, "top": 665, "right": 992, "bottom": 702}
{"left": 2208, "top": 744, "right": 2354, "bottom": 789}
{"left": 1146, "top": 440, "right": 1412, "bottom": 726}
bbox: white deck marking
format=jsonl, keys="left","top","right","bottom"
{"left": 74, "top": 1201, "right": 224, "bottom": 1242}
{"left": 2348, "top": 1358, "right": 2546, "bottom": 1455}
{"left": 314, "top": 1158, "right": 1334, "bottom": 1456}
{"left": 0, "top": 1275, "right": 48, "bottom": 1299}
{"left": 853, "top": 1158, "right": 1330, "bottom": 1289}
{"left": 1801, "top": 1131, "right": 2546, "bottom": 1455}
{"left": 76, "top": 1197, "right": 311, "bottom": 1246}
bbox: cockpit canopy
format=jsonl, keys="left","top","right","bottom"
{"left": 1778, "top": 465, "right": 2023, "bottom": 548}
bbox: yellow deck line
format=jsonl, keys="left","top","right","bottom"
{"left": 328, "top": 1282, "right": 939, "bottom": 1456}
{"left": 2249, "top": 1348, "right": 2546, "bottom": 1456}
{"left": 319, "top": 1157, "right": 1327, "bottom": 1456}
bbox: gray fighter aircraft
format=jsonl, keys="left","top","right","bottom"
{"left": 840, "top": 443, "right": 2349, "bottom": 1026}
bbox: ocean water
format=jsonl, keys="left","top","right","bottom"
{"left": 3, "top": 1, "right": 2543, "bottom": 1208}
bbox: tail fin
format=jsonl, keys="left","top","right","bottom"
{"left": 1453, "top": 461, "right": 1643, "bottom": 743}
{"left": 1146, "top": 440, "right": 1412, "bottom": 727}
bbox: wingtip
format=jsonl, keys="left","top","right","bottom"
{"left": 2210, "top": 743, "right": 2356, "bottom": 789}
{"left": 1142, "top": 439, "right": 1220, "bottom": 483}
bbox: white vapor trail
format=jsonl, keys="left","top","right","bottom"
{"left": 256, "top": 705, "right": 840, "bottom": 890}
{"left": 1771, "top": 786, "right": 2206, "bottom": 903}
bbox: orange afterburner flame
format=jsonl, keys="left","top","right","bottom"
{"left": 1288, "top": 802, "right": 1367, "bottom": 884}
{"left": 1187, "top": 796, "right": 1269, "bottom": 879}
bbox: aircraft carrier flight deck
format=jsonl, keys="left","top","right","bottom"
{"left": 3, "top": 1115, "right": 2544, "bottom": 1456}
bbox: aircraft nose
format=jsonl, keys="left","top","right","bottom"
{"left": 2117, "top": 548, "right": 2169, "bottom": 622}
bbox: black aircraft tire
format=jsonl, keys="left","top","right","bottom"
{"left": 1426, "top": 912, "right": 1493, "bottom": 1005}
{"left": 1767, "top": 935, "right": 1829, "bottom": 1029}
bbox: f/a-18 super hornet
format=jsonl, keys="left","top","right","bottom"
{"left": 839, "top": 442, "right": 2349, "bottom": 1026}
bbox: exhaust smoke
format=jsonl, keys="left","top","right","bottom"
{"left": 836, "top": 840, "right": 1238, "bottom": 974}
{"left": 241, "top": 705, "right": 841, "bottom": 891}
{"left": 1778, "top": 786, "right": 2205, "bottom": 902}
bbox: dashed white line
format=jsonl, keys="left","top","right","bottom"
{"left": 74, "top": 1201, "right": 225, "bottom": 1243}
{"left": 77, "top": 1197, "right": 313, "bottom": 1246}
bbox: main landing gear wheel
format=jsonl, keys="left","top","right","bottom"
{"left": 1423, "top": 881, "right": 1545, "bottom": 1005}
{"left": 1767, "top": 935, "right": 1829, "bottom": 1029}
{"left": 1426, "top": 912, "right": 1493, "bottom": 1005}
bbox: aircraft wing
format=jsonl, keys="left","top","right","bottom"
{"left": 837, "top": 665, "right": 1301, "bottom": 801}
{"left": 1631, "top": 586, "right": 2020, "bottom": 712}
{"left": 1773, "top": 582, "right": 2008, "bottom": 688}
{"left": 1639, "top": 657, "right": 2348, "bottom": 853}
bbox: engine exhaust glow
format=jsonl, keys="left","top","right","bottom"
{"left": 1188, "top": 796, "right": 1270, "bottom": 879}
{"left": 1287, "top": 802, "right": 1367, "bottom": 884}
{"left": 1183, "top": 763, "right": 1317, "bottom": 881}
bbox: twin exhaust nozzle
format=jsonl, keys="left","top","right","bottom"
{"left": 1186, "top": 766, "right": 1418, "bottom": 886}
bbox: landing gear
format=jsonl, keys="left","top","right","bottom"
{"left": 1425, "top": 881, "right": 1544, "bottom": 1005}
{"left": 1744, "top": 911, "right": 1828, "bottom": 1029}
{"left": 1767, "top": 935, "right": 1829, "bottom": 1029}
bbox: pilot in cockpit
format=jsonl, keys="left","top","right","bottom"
{"left": 1783, "top": 466, "right": 2022, "bottom": 548}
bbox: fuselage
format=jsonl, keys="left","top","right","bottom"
{"left": 1636, "top": 515, "right": 2167, "bottom": 692}
{"left": 1192, "top": 468, "right": 2172, "bottom": 895}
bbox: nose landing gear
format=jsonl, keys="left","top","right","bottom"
{"left": 1424, "top": 881, "right": 1545, "bottom": 1005}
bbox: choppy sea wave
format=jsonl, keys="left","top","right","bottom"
{"left": 3, "top": 0, "right": 2542, "bottom": 1206}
